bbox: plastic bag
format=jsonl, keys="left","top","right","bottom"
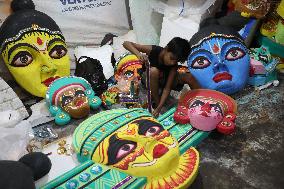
{"left": 0, "top": 120, "right": 33, "bottom": 161}
{"left": 151, "top": 0, "right": 216, "bottom": 16}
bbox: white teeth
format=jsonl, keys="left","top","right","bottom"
{"left": 131, "top": 141, "right": 177, "bottom": 168}
{"left": 168, "top": 141, "right": 177, "bottom": 149}
{"left": 132, "top": 159, "right": 157, "bottom": 167}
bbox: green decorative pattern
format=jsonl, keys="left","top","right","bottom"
{"left": 73, "top": 108, "right": 152, "bottom": 161}
{"left": 158, "top": 107, "right": 210, "bottom": 154}
{"left": 40, "top": 160, "right": 146, "bottom": 189}
{"left": 42, "top": 107, "right": 209, "bottom": 189}
{"left": 257, "top": 33, "right": 284, "bottom": 58}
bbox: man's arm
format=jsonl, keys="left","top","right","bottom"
{"left": 123, "top": 41, "right": 152, "bottom": 63}
{"left": 152, "top": 67, "right": 176, "bottom": 117}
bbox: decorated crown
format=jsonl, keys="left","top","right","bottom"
{"left": 46, "top": 76, "right": 93, "bottom": 107}
{"left": 114, "top": 53, "right": 142, "bottom": 76}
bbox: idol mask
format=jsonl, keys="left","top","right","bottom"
{"left": 0, "top": 2, "right": 70, "bottom": 98}
{"left": 188, "top": 25, "right": 250, "bottom": 94}
{"left": 73, "top": 108, "right": 199, "bottom": 188}
{"left": 46, "top": 76, "right": 102, "bottom": 125}
{"left": 174, "top": 89, "right": 237, "bottom": 135}
{"left": 114, "top": 53, "right": 143, "bottom": 106}
{"left": 248, "top": 46, "right": 279, "bottom": 87}
{"left": 75, "top": 56, "right": 108, "bottom": 96}
{"left": 234, "top": 0, "right": 271, "bottom": 18}
{"left": 114, "top": 53, "right": 143, "bottom": 83}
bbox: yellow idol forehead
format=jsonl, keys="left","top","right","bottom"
{"left": 2, "top": 32, "right": 66, "bottom": 62}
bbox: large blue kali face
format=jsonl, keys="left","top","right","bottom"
{"left": 188, "top": 36, "right": 250, "bottom": 94}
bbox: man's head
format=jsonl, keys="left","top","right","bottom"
{"left": 163, "top": 37, "right": 190, "bottom": 66}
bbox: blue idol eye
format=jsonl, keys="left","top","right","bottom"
{"left": 191, "top": 56, "right": 211, "bottom": 69}
{"left": 225, "top": 47, "right": 245, "bottom": 61}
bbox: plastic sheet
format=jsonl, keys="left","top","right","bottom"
{"left": 151, "top": 0, "right": 216, "bottom": 16}
{"left": 0, "top": 120, "right": 33, "bottom": 161}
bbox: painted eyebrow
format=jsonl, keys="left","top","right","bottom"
{"left": 189, "top": 49, "right": 211, "bottom": 58}
{"left": 47, "top": 38, "right": 65, "bottom": 48}
{"left": 221, "top": 41, "right": 245, "bottom": 53}
{"left": 8, "top": 43, "right": 38, "bottom": 61}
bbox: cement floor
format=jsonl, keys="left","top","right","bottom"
{"left": 191, "top": 75, "right": 284, "bottom": 189}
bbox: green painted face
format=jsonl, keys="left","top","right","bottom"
{"left": 1, "top": 31, "right": 70, "bottom": 97}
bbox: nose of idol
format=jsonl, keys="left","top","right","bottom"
{"left": 1, "top": 32, "right": 70, "bottom": 97}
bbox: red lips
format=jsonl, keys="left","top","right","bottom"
{"left": 213, "top": 72, "right": 232, "bottom": 83}
{"left": 75, "top": 99, "right": 85, "bottom": 107}
{"left": 42, "top": 76, "right": 60, "bottom": 86}
{"left": 153, "top": 144, "right": 169, "bottom": 159}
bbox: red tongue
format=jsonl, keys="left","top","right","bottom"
{"left": 153, "top": 144, "right": 169, "bottom": 159}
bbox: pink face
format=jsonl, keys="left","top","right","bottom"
{"left": 188, "top": 99, "right": 224, "bottom": 131}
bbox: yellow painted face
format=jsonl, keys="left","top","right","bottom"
{"left": 92, "top": 117, "right": 180, "bottom": 179}
{"left": 1, "top": 31, "right": 70, "bottom": 97}
{"left": 121, "top": 64, "right": 143, "bottom": 81}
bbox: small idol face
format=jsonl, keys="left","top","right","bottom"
{"left": 118, "top": 64, "right": 143, "bottom": 81}
{"left": 94, "top": 117, "right": 180, "bottom": 178}
{"left": 1, "top": 32, "right": 70, "bottom": 97}
{"left": 58, "top": 87, "right": 90, "bottom": 119}
{"left": 249, "top": 46, "right": 271, "bottom": 65}
{"left": 115, "top": 64, "right": 143, "bottom": 94}
{"left": 188, "top": 98, "right": 224, "bottom": 131}
{"left": 234, "top": 0, "right": 270, "bottom": 18}
{"left": 188, "top": 37, "right": 250, "bottom": 94}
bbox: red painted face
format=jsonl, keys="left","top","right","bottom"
{"left": 188, "top": 98, "right": 224, "bottom": 131}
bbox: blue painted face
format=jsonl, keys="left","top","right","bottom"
{"left": 188, "top": 36, "right": 250, "bottom": 94}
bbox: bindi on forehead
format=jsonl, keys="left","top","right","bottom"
{"left": 3, "top": 32, "right": 54, "bottom": 54}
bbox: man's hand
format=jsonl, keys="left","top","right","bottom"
{"left": 137, "top": 53, "right": 149, "bottom": 64}
{"left": 152, "top": 107, "right": 162, "bottom": 117}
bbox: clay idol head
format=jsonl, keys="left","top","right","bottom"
{"left": 174, "top": 89, "right": 238, "bottom": 135}
{"left": 188, "top": 25, "right": 250, "bottom": 94}
{"left": 234, "top": 0, "right": 271, "bottom": 19}
{"left": 0, "top": 0, "right": 70, "bottom": 97}
{"left": 73, "top": 108, "right": 199, "bottom": 188}
{"left": 46, "top": 76, "right": 102, "bottom": 125}
{"left": 114, "top": 53, "right": 143, "bottom": 82}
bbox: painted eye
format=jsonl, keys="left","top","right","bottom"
{"left": 190, "top": 100, "right": 205, "bottom": 108}
{"left": 11, "top": 51, "right": 33, "bottom": 67}
{"left": 61, "top": 96, "right": 73, "bottom": 107}
{"left": 226, "top": 48, "right": 245, "bottom": 61}
{"left": 75, "top": 90, "right": 85, "bottom": 97}
{"left": 116, "top": 143, "right": 136, "bottom": 159}
{"left": 124, "top": 70, "right": 134, "bottom": 78}
{"left": 145, "top": 126, "right": 161, "bottom": 137}
{"left": 49, "top": 45, "right": 67, "bottom": 59}
{"left": 210, "top": 103, "right": 223, "bottom": 115}
{"left": 258, "top": 54, "right": 269, "bottom": 64}
{"left": 191, "top": 56, "right": 211, "bottom": 69}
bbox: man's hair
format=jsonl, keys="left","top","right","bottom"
{"left": 166, "top": 37, "right": 190, "bottom": 62}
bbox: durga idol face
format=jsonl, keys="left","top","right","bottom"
{"left": 1, "top": 31, "right": 70, "bottom": 97}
